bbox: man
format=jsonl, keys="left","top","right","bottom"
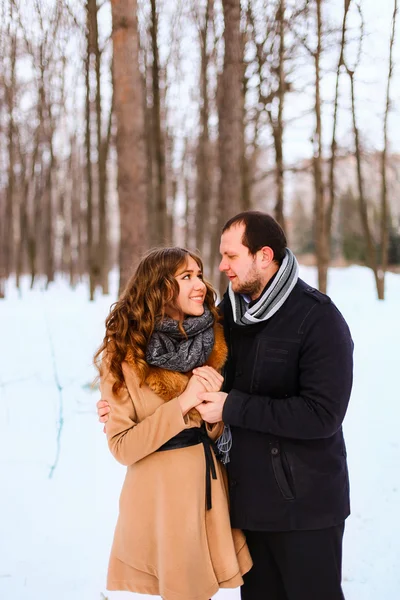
{"left": 98, "top": 211, "right": 354, "bottom": 600}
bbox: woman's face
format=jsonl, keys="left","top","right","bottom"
{"left": 167, "top": 256, "right": 207, "bottom": 319}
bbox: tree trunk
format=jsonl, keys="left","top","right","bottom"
{"left": 184, "top": 171, "right": 191, "bottom": 250}
{"left": 0, "top": 30, "right": 17, "bottom": 297}
{"left": 70, "top": 140, "right": 82, "bottom": 286}
{"left": 240, "top": 15, "right": 251, "bottom": 214}
{"left": 44, "top": 138, "right": 55, "bottom": 287}
{"left": 77, "top": 148, "right": 86, "bottom": 280}
{"left": 85, "top": 15, "right": 96, "bottom": 300}
{"left": 378, "top": 0, "right": 397, "bottom": 300}
{"left": 27, "top": 126, "right": 41, "bottom": 289}
{"left": 89, "top": 0, "right": 111, "bottom": 295}
{"left": 16, "top": 133, "right": 26, "bottom": 290}
{"left": 64, "top": 138, "right": 75, "bottom": 286}
{"left": 327, "top": 0, "right": 351, "bottom": 258}
{"left": 241, "top": 49, "right": 251, "bottom": 213}
{"left": 111, "top": 0, "right": 149, "bottom": 294}
{"left": 0, "top": 192, "right": 6, "bottom": 297}
{"left": 348, "top": 70, "right": 380, "bottom": 295}
{"left": 195, "top": 0, "right": 212, "bottom": 256}
{"left": 274, "top": 0, "right": 286, "bottom": 231}
{"left": 219, "top": 0, "right": 244, "bottom": 222}
{"left": 313, "top": 0, "right": 329, "bottom": 293}
{"left": 99, "top": 91, "right": 113, "bottom": 294}
{"left": 144, "top": 57, "right": 156, "bottom": 246}
{"left": 218, "top": 0, "right": 244, "bottom": 295}
{"left": 150, "top": 0, "right": 168, "bottom": 244}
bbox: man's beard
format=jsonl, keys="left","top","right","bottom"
{"left": 232, "top": 263, "right": 264, "bottom": 299}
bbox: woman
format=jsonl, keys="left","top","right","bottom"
{"left": 94, "top": 247, "right": 252, "bottom": 600}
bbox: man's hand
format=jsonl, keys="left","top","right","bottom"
{"left": 195, "top": 391, "right": 228, "bottom": 424}
{"left": 97, "top": 399, "right": 110, "bottom": 432}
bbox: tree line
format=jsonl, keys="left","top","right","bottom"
{"left": 0, "top": 0, "right": 398, "bottom": 300}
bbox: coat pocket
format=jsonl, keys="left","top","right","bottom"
{"left": 270, "top": 444, "right": 295, "bottom": 500}
{"left": 250, "top": 338, "right": 294, "bottom": 394}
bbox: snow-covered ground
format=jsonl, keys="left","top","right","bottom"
{"left": 0, "top": 265, "right": 399, "bottom": 600}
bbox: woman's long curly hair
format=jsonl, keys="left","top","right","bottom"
{"left": 94, "top": 247, "right": 219, "bottom": 394}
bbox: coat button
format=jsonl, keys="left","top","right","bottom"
{"left": 271, "top": 447, "right": 279, "bottom": 456}
{"left": 230, "top": 479, "right": 238, "bottom": 487}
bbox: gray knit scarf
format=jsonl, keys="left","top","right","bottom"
{"left": 146, "top": 306, "right": 215, "bottom": 372}
{"left": 228, "top": 248, "right": 299, "bottom": 325}
{"left": 218, "top": 248, "right": 299, "bottom": 465}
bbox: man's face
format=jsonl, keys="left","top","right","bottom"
{"left": 219, "top": 224, "right": 264, "bottom": 298}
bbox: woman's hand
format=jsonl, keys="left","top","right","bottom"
{"left": 192, "top": 366, "right": 224, "bottom": 393}
{"left": 178, "top": 375, "right": 207, "bottom": 416}
{"left": 97, "top": 399, "right": 110, "bottom": 423}
{"left": 97, "top": 399, "right": 110, "bottom": 432}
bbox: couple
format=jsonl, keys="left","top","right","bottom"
{"left": 96, "top": 211, "right": 354, "bottom": 600}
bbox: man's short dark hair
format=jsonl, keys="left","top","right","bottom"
{"left": 222, "top": 211, "right": 287, "bottom": 264}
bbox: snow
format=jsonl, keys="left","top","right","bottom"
{"left": 0, "top": 265, "right": 399, "bottom": 600}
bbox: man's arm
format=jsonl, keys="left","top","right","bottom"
{"left": 199, "top": 304, "right": 354, "bottom": 440}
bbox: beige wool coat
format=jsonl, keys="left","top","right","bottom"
{"left": 101, "top": 323, "right": 252, "bottom": 600}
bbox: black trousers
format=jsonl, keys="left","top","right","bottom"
{"left": 241, "top": 523, "right": 345, "bottom": 600}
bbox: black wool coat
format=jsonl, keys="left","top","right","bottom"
{"left": 219, "top": 278, "right": 354, "bottom": 532}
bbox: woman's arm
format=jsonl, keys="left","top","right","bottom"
{"left": 204, "top": 421, "right": 225, "bottom": 441}
{"left": 101, "top": 364, "right": 189, "bottom": 466}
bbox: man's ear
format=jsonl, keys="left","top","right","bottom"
{"left": 260, "top": 246, "right": 274, "bottom": 267}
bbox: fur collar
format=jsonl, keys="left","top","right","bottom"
{"left": 126, "top": 322, "right": 227, "bottom": 402}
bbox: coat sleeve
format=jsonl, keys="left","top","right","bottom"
{"left": 101, "top": 363, "right": 189, "bottom": 466}
{"left": 222, "top": 303, "right": 354, "bottom": 440}
{"left": 205, "top": 421, "right": 225, "bottom": 441}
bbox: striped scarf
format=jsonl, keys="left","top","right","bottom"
{"left": 228, "top": 248, "right": 299, "bottom": 326}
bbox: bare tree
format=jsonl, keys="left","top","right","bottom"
{"left": 0, "top": 1, "right": 111, "bottom": 294}
{"left": 312, "top": 0, "right": 330, "bottom": 293}
{"left": 246, "top": 0, "right": 290, "bottom": 229}
{"left": 194, "top": 0, "right": 213, "bottom": 257}
{"left": 219, "top": 0, "right": 244, "bottom": 223}
{"left": 142, "top": 37, "right": 156, "bottom": 245}
{"left": 215, "top": 0, "right": 244, "bottom": 293}
{"left": 291, "top": 0, "right": 331, "bottom": 292}
{"left": 182, "top": 136, "right": 195, "bottom": 249}
{"left": 11, "top": 0, "right": 65, "bottom": 288}
{"left": 91, "top": 0, "right": 113, "bottom": 294}
{"left": 344, "top": 4, "right": 381, "bottom": 296}
{"left": 150, "top": 0, "right": 168, "bottom": 245}
{"left": 111, "top": 0, "right": 148, "bottom": 294}
{"left": 327, "top": 0, "right": 352, "bottom": 263}
{"left": 378, "top": 0, "right": 398, "bottom": 299}
{"left": 0, "top": 9, "right": 17, "bottom": 297}
{"left": 274, "top": 0, "right": 286, "bottom": 230}
{"left": 85, "top": 1, "right": 96, "bottom": 300}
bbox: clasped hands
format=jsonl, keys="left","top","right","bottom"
{"left": 97, "top": 366, "right": 228, "bottom": 427}
{"left": 191, "top": 366, "right": 228, "bottom": 424}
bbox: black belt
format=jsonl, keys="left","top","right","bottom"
{"left": 157, "top": 424, "right": 218, "bottom": 510}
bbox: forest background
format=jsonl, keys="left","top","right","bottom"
{"left": 0, "top": 0, "right": 399, "bottom": 301}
